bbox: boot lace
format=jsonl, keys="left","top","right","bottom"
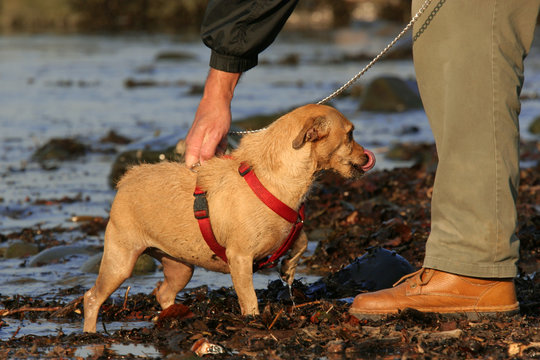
{"left": 392, "top": 268, "right": 434, "bottom": 288}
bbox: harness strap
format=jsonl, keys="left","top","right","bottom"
{"left": 238, "top": 162, "right": 299, "bottom": 223}
{"left": 193, "top": 162, "right": 305, "bottom": 271}
{"left": 193, "top": 186, "right": 228, "bottom": 263}
{"left": 253, "top": 203, "right": 304, "bottom": 270}
{"left": 238, "top": 162, "right": 305, "bottom": 270}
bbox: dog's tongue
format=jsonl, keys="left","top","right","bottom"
{"left": 362, "top": 149, "right": 376, "bottom": 172}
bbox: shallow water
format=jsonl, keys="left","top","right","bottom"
{"left": 1, "top": 26, "right": 540, "bottom": 340}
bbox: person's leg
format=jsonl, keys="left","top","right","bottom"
{"left": 417, "top": 0, "right": 538, "bottom": 278}
{"left": 350, "top": 0, "right": 539, "bottom": 318}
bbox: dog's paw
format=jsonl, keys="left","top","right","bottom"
{"left": 279, "top": 260, "right": 296, "bottom": 286}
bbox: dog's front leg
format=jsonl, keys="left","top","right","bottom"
{"left": 228, "top": 252, "right": 259, "bottom": 315}
{"left": 280, "top": 230, "right": 308, "bottom": 285}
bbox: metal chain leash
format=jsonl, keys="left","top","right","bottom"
{"left": 316, "top": 0, "right": 433, "bottom": 105}
{"left": 230, "top": 0, "right": 434, "bottom": 135}
{"left": 413, "top": 0, "right": 445, "bottom": 42}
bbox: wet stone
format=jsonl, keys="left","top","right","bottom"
{"left": 27, "top": 245, "right": 97, "bottom": 267}
{"left": 80, "top": 253, "right": 156, "bottom": 274}
{"left": 154, "top": 51, "right": 196, "bottom": 62}
{"left": 4, "top": 241, "right": 39, "bottom": 259}
{"left": 231, "top": 111, "right": 286, "bottom": 132}
{"left": 100, "top": 130, "right": 133, "bottom": 145}
{"left": 385, "top": 142, "right": 438, "bottom": 170}
{"left": 79, "top": 253, "right": 102, "bottom": 273}
{"left": 108, "top": 111, "right": 285, "bottom": 188}
{"left": 124, "top": 78, "right": 188, "bottom": 89}
{"left": 133, "top": 254, "right": 157, "bottom": 274}
{"left": 277, "top": 53, "right": 300, "bottom": 66}
{"left": 31, "top": 138, "right": 87, "bottom": 168}
{"left": 186, "top": 84, "right": 204, "bottom": 95}
{"left": 360, "top": 76, "right": 423, "bottom": 112}
{"left": 529, "top": 115, "right": 540, "bottom": 135}
{"left": 108, "top": 147, "right": 183, "bottom": 188}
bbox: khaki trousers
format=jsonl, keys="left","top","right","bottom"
{"left": 411, "top": 0, "right": 539, "bottom": 277}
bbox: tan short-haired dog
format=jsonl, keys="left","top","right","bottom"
{"left": 83, "top": 104, "right": 375, "bottom": 332}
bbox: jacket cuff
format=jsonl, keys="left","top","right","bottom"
{"left": 209, "top": 51, "right": 257, "bottom": 73}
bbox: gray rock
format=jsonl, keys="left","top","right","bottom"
{"left": 4, "top": 241, "right": 39, "bottom": 259}
{"left": 133, "top": 254, "right": 158, "bottom": 274}
{"left": 79, "top": 253, "right": 103, "bottom": 273}
{"left": 385, "top": 142, "right": 438, "bottom": 172}
{"left": 529, "top": 115, "right": 540, "bottom": 135}
{"left": 32, "top": 138, "right": 87, "bottom": 165}
{"left": 108, "top": 112, "right": 284, "bottom": 188}
{"left": 231, "top": 112, "right": 283, "bottom": 132}
{"left": 80, "top": 252, "right": 157, "bottom": 274}
{"left": 360, "top": 76, "right": 423, "bottom": 112}
{"left": 154, "top": 51, "right": 196, "bottom": 62}
{"left": 27, "top": 245, "right": 97, "bottom": 267}
{"left": 108, "top": 147, "right": 183, "bottom": 188}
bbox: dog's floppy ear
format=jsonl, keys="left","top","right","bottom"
{"left": 292, "top": 116, "right": 329, "bottom": 149}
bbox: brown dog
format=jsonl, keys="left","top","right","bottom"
{"left": 83, "top": 104, "right": 375, "bottom": 332}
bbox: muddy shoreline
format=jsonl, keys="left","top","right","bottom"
{"left": 1, "top": 158, "right": 539, "bottom": 359}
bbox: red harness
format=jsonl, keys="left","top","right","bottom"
{"left": 193, "top": 162, "right": 305, "bottom": 272}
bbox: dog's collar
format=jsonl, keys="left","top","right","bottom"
{"left": 193, "top": 162, "right": 305, "bottom": 272}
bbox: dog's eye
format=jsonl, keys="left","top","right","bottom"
{"left": 347, "top": 131, "right": 354, "bottom": 142}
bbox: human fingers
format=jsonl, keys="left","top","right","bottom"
{"left": 215, "top": 137, "right": 228, "bottom": 157}
{"left": 185, "top": 115, "right": 229, "bottom": 166}
{"left": 184, "top": 125, "right": 205, "bottom": 168}
{"left": 199, "top": 130, "right": 225, "bottom": 163}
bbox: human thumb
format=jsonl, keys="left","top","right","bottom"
{"left": 184, "top": 143, "right": 201, "bottom": 168}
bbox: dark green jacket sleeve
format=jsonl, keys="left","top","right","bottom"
{"left": 201, "top": 0, "right": 299, "bottom": 73}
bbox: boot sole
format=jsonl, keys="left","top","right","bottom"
{"left": 350, "top": 305, "right": 520, "bottom": 321}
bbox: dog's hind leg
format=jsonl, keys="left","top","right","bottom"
{"left": 83, "top": 225, "right": 143, "bottom": 333}
{"left": 154, "top": 253, "right": 194, "bottom": 310}
{"left": 280, "top": 230, "right": 308, "bottom": 286}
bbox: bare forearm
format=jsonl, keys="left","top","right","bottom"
{"left": 202, "top": 68, "right": 241, "bottom": 104}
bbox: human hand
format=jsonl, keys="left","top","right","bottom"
{"left": 185, "top": 69, "right": 241, "bottom": 168}
{"left": 184, "top": 96, "right": 231, "bottom": 168}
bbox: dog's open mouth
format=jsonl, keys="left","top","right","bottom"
{"left": 350, "top": 149, "right": 375, "bottom": 176}
{"left": 361, "top": 149, "right": 376, "bottom": 172}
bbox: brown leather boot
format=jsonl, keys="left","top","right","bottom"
{"left": 349, "top": 268, "right": 519, "bottom": 320}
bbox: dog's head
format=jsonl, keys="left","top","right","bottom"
{"left": 291, "top": 104, "right": 375, "bottom": 178}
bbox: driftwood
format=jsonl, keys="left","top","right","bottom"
{"left": 0, "top": 306, "right": 62, "bottom": 317}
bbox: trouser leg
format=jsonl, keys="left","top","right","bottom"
{"left": 411, "top": 0, "right": 539, "bottom": 277}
